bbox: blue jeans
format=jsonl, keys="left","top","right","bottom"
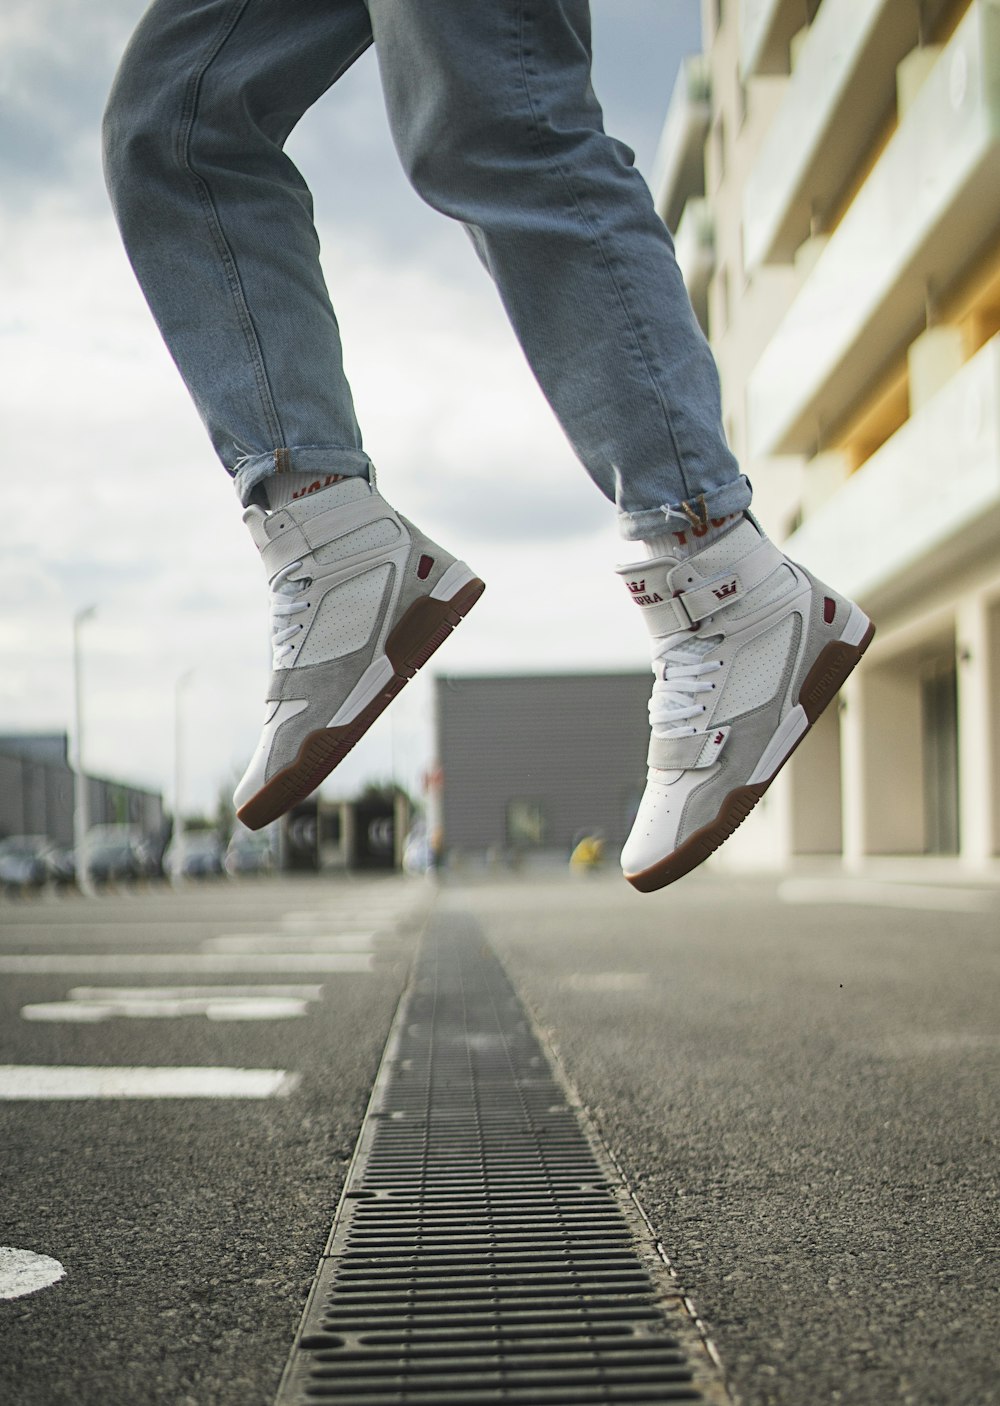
{"left": 103, "top": 0, "right": 750, "bottom": 541}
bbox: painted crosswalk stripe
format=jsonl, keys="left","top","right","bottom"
{"left": 0, "top": 1066, "right": 300, "bottom": 1099}
{"left": 69, "top": 985, "right": 325, "bottom": 1001}
{"left": 22, "top": 996, "right": 311, "bottom": 1023}
{"left": 0, "top": 953, "right": 374, "bottom": 974}
{"left": 777, "top": 878, "right": 995, "bottom": 912}
{"left": 202, "top": 933, "right": 376, "bottom": 953}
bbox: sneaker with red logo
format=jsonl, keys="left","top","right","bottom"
{"left": 618, "top": 515, "right": 874, "bottom": 891}
{"left": 234, "top": 477, "right": 484, "bottom": 830}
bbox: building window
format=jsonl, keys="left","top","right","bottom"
{"left": 506, "top": 799, "right": 546, "bottom": 850}
{"left": 713, "top": 0, "right": 725, "bottom": 33}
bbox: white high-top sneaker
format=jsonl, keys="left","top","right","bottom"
{"left": 234, "top": 478, "right": 484, "bottom": 830}
{"left": 618, "top": 516, "right": 874, "bottom": 891}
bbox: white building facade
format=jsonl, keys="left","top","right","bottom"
{"left": 656, "top": 0, "right": 1000, "bottom": 868}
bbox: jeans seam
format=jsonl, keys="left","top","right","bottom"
{"left": 514, "top": 0, "right": 691, "bottom": 499}
{"left": 176, "top": 0, "right": 286, "bottom": 454}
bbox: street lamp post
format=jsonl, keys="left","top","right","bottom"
{"left": 72, "top": 605, "right": 97, "bottom": 897}
{"left": 173, "top": 669, "right": 195, "bottom": 882}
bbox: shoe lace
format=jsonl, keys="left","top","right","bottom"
{"left": 270, "top": 559, "right": 311, "bottom": 664}
{"left": 648, "top": 630, "right": 723, "bottom": 737}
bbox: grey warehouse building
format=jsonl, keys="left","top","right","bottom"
{"left": 435, "top": 673, "right": 652, "bottom": 859}
{"left": 0, "top": 734, "right": 163, "bottom": 846}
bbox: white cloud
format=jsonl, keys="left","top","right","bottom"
{"left": 1, "top": 206, "right": 649, "bottom": 815}
{"left": 0, "top": 4, "right": 693, "bottom": 818}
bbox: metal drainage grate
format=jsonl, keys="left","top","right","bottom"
{"left": 276, "top": 919, "right": 728, "bottom": 1405}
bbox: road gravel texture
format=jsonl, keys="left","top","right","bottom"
{"left": 1, "top": 867, "right": 997, "bottom": 1405}
{"left": 0, "top": 879, "right": 419, "bottom": 1406}
{"left": 453, "top": 869, "right": 1000, "bottom": 1406}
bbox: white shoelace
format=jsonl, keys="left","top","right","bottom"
{"left": 648, "top": 631, "right": 723, "bottom": 737}
{"left": 270, "top": 559, "right": 311, "bottom": 665}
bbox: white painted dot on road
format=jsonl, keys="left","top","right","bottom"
{"left": 0, "top": 1066, "right": 300, "bottom": 1100}
{"left": 0, "top": 1248, "right": 66, "bottom": 1300}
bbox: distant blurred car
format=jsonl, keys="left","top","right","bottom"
{"left": 83, "top": 826, "right": 161, "bottom": 882}
{"left": 224, "top": 828, "right": 274, "bottom": 877}
{"left": 44, "top": 846, "right": 77, "bottom": 888}
{"left": 0, "top": 835, "right": 54, "bottom": 892}
{"left": 85, "top": 836, "right": 146, "bottom": 886}
{"left": 165, "top": 831, "right": 225, "bottom": 879}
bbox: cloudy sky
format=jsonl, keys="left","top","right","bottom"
{"left": 0, "top": 0, "right": 701, "bottom": 818}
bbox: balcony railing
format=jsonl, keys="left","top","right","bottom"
{"left": 738, "top": 0, "right": 806, "bottom": 79}
{"left": 747, "top": 0, "right": 1000, "bottom": 459}
{"left": 742, "top": 0, "right": 939, "bottom": 271}
{"left": 784, "top": 334, "right": 1000, "bottom": 602}
{"left": 652, "top": 55, "right": 711, "bottom": 233}
{"left": 673, "top": 199, "right": 715, "bottom": 333}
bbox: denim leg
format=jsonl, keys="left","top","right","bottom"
{"left": 368, "top": 0, "right": 748, "bottom": 541}
{"left": 103, "top": 0, "right": 375, "bottom": 506}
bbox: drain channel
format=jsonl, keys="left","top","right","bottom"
{"left": 276, "top": 917, "right": 729, "bottom": 1405}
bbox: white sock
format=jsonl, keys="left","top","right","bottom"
{"left": 643, "top": 509, "right": 746, "bottom": 560}
{"left": 264, "top": 471, "right": 363, "bottom": 511}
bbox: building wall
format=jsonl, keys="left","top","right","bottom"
{"left": 0, "top": 735, "right": 164, "bottom": 846}
{"left": 435, "top": 674, "right": 651, "bottom": 856}
{"left": 656, "top": 0, "right": 1000, "bottom": 868}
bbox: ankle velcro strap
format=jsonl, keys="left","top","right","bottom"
{"left": 659, "top": 538, "right": 786, "bottom": 632}
{"left": 258, "top": 496, "right": 398, "bottom": 579}
{"left": 648, "top": 725, "right": 730, "bottom": 771}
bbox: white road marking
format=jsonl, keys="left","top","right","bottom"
{"left": 563, "top": 972, "right": 649, "bottom": 992}
{"left": 69, "top": 985, "right": 324, "bottom": 1001}
{"left": 0, "top": 1066, "right": 300, "bottom": 1099}
{"left": 203, "top": 932, "right": 376, "bottom": 953}
{"left": 0, "top": 1248, "right": 66, "bottom": 1299}
{"left": 282, "top": 910, "right": 402, "bottom": 929}
{"left": 876, "top": 1032, "right": 1000, "bottom": 1058}
{"left": 22, "top": 996, "right": 310, "bottom": 1023}
{"left": 0, "top": 953, "right": 374, "bottom": 974}
{"left": 21, "top": 983, "right": 325, "bottom": 1024}
{"left": 777, "top": 878, "right": 995, "bottom": 913}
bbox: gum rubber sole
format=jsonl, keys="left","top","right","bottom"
{"left": 236, "top": 578, "right": 485, "bottom": 831}
{"left": 626, "top": 619, "right": 876, "bottom": 893}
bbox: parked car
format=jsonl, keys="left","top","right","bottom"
{"left": 0, "top": 835, "right": 55, "bottom": 893}
{"left": 82, "top": 825, "right": 161, "bottom": 882}
{"left": 224, "top": 827, "right": 274, "bottom": 877}
{"left": 164, "top": 831, "right": 225, "bottom": 880}
{"left": 85, "top": 835, "right": 147, "bottom": 886}
{"left": 44, "top": 846, "right": 77, "bottom": 889}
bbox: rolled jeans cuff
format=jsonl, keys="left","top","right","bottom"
{"left": 617, "top": 475, "right": 754, "bottom": 543}
{"left": 232, "top": 446, "right": 374, "bottom": 507}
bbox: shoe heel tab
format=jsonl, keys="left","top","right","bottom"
{"left": 242, "top": 504, "right": 272, "bottom": 552}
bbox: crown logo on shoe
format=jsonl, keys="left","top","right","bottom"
{"left": 626, "top": 577, "right": 665, "bottom": 607}
{"left": 712, "top": 579, "right": 739, "bottom": 601}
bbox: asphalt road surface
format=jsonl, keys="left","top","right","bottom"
{"left": 1, "top": 865, "right": 997, "bottom": 1405}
